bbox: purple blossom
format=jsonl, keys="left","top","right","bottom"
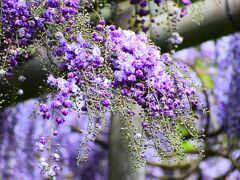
{"left": 100, "top": 99, "right": 111, "bottom": 107}
{"left": 48, "top": 0, "right": 60, "bottom": 8}
{"left": 40, "top": 104, "right": 49, "bottom": 113}
{"left": 56, "top": 117, "right": 65, "bottom": 125}
{"left": 181, "top": 0, "right": 191, "bottom": 5}
{"left": 61, "top": 108, "right": 69, "bottom": 116}
{"left": 180, "top": 7, "right": 188, "bottom": 18}
{"left": 98, "top": 19, "right": 106, "bottom": 26}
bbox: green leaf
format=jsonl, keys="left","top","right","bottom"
{"left": 182, "top": 140, "right": 197, "bottom": 151}
{"left": 177, "top": 124, "right": 189, "bottom": 138}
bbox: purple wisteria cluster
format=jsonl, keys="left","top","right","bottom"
{"left": 0, "top": 0, "right": 93, "bottom": 110}
{"left": 0, "top": 0, "right": 44, "bottom": 71}
{"left": 38, "top": 21, "right": 112, "bottom": 176}
{"left": 1, "top": 0, "right": 44, "bottom": 45}
{"left": 40, "top": 27, "right": 110, "bottom": 122}
{"left": 1, "top": 0, "right": 202, "bottom": 177}
{"left": 107, "top": 27, "right": 198, "bottom": 118}
{"left": 0, "top": 0, "right": 81, "bottom": 74}
{"left": 36, "top": 21, "right": 201, "bottom": 174}
{"left": 41, "top": 21, "right": 199, "bottom": 126}
{"left": 43, "top": 0, "right": 80, "bottom": 32}
{"left": 40, "top": 75, "right": 77, "bottom": 120}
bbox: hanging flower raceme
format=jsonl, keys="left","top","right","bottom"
{"left": 107, "top": 27, "right": 199, "bottom": 117}
{"left": 104, "top": 26, "right": 202, "bottom": 168}
{"left": 36, "top": 21, "right": 203, "bottom": 174}
{"left": 0, "top": 0, "right": 44, "bottom": 71}
{"left": 44, "top": 0, "right": 79, "bottom": 23}
{"left": 0, "top": 0, "right": 82, "bottom": 74}
{"left": 1, "top": 0, "right": 203, "bottom": 178}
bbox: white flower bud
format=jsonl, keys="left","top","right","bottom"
{"left": 53, "top": 153, "right": 60, "bottom": 161}
{"left": 134, "top": 133, "right": 142, "bottom": 139}
{"left": 18, "top": 76, "right": 26, "bottom": 82}
{"left": 18, "top": 89, "right": 24, "bottom": 95}
{"left": 0, "top": 69, "right": 6, "bottom": 76}
{"left": 55, "top": 32, "right": 64, "bottom": 39}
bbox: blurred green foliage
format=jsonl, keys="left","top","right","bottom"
{"left": 195, "top": 58, "right": 214, "bottom": 90}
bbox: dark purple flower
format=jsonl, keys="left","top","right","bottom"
{"left": 40, "top": 137, "right": 46, "bottom": 145}
{"left": 81, "top": 106, "right": 88, "bottom": 112}
{"left": 154, "top": 0, "right": 162, "bottom": 5}
{"left": 121, "top": 88, "right": 129, "bottom": 96}
{"left": 140, "top": 0, "right": 147, "bottom": 7}
{"left": 135, "top": 69, "right": 144, "bottom": 77}
{"left": 51, "top": 100, "right": 62, "bottom": 108}
{"left": 40, "top": 104, "right": 49, "bottom": 113}
{"left": 61, "top": 108, "right": 69, "bottom": 116}
{"left": 53, "top": 130, "right": 58, "bottom": 136}
{"left": 48, "top": 0, "right": 60, "bottom": 8}
{"left": 98, "top": 19, "right": 106, "bottom": 26}
{"left": 141, "top": 121, "right": 148, "bottom": 128}
{"left": 127, "top": 74, "right": 136, "bottom": 82}
{"left": 138, "top": 9, "right": 150, "bottom": 17}
{"left": 100, "top": 99, "right": 110, "bottom": 107}
{"left": 43, "top": 112, "right": 51, "bottom": 119}
{"left": 96, "top": 24, "right": 103, "bottom": 31}
{"left": 56, "top": 117, "right": 65, "bottom": 125}
{"left": 180, "top": 7, "right": 188, "bottom": 18}
{"left": 63, "top": 100, "right": 72, "bottom": 108}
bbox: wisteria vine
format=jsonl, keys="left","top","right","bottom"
{"left": 0, "top": 0, "right": 203, "bottom": 178}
